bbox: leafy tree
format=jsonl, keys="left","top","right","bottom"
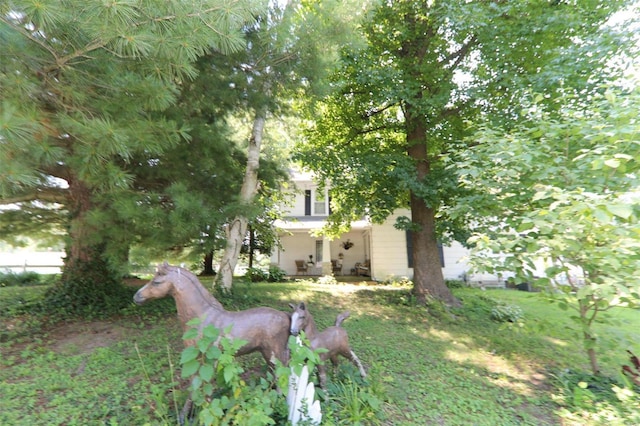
{"left": 207, "top": 0, "right": 363, "bottom": 289}
{"left": 457, "top": 87, "right": 640, "bottom": 374}
{"left": 295, "top": 0, "right": 632, "bottom": 306}
{"left": 0, "top": 0, "right": 263, "bottom": 311}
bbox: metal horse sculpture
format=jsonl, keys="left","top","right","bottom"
{"left": 289, "top": 302, "right": 366, "bottom": 389}
{"left": 134, "top": 262, "right": 291, "bottom": 366}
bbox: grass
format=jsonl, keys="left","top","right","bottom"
{"left": 1, "top": 278, "right": 639, "bottom": 425}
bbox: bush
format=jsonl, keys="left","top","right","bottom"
{"left": 552, "top": 368, "right": 640, "bottom": 424}
{"left": 490, "top": 303, "right": 524, "bottom": 323}
{"left": 0, "top": 271, "right": 42, "bottom": 287}
{"left": 42, "top": 259, "right": 134, "bottom": 318}
{"left": 445, "top": 279, "right": 466, "bottom": 289}
{"left": 267, "top": 265, "right": 286, "bottom": 282}
{"left": 245, "top": 266, "right": 286, "bottom": 283}
{"left": 245, "top": 267, "right": 269, "bottom": 282}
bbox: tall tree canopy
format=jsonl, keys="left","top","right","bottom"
{"left": 0, "top": 0, "right": 263, "bottom": 310}
{"left": 194, "top": 0, "right": 365, "bottom": 289}
{"left": 295, "top": 0, "right": 633, "bottom": 306}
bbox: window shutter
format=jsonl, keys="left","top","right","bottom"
{"left": 304, "top": 190, "right": 311, "bottom": 216}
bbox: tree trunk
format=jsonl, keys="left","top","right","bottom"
{"left": 580, "top": 299, "right": 601, "bottom": 374}
{"left": 51, "top": 177, "right": 123, "bottom": 314}
{"left": 585, "top": 333, "right": 600, "bottom": 375}
{"left": 248, "top": 225, "right": 255, "bottom": 269}
{"left": 63, "top": 178, "right": 96, "bottom": 272}
{"left": 406, "top": 106, "right": 461, "bottom": 307}
{"left": 202, "top": 251, "right": 216, "bottom": 276}
{"left": 410, "top": 197, "right": 460, "bottom": 307}
{"left": 216, "top": 109, "right": 265, "bottom": 290}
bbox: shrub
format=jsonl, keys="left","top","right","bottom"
{"left": 267, "top": 265, "right": 286, "bottom": 282}
{"left": 0, "top": 271, "right": 42, "bottom": 287}
{"left": 245, "top": 266, "right": 286, "bottom": 283}
{"left": 552, "top": 369, "right": 640, "bottom": 424}
{"left": 445, "top": 279, "right": 466, "bottom": 289}
{"left": 490, "top": 303, "right": 524, "bottom": 323}
{"left": 245, "top": 267, "right": 269, "bottom": 282}
{"left": 42, "top": 260, "right": 134, "bottom": 318}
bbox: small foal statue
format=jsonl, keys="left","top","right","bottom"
{"left": 289, "top": 302, "right": 366, "bottom": 388}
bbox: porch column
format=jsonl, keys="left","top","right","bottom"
{"left": 321, "top": 235, "right": 332, "bottom": 275}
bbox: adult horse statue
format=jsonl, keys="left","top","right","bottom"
{"left": 134, "top": 262, "right": 290, "bottom": 366}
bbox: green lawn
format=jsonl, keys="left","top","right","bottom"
{"left": 1, "top": 281, "right": 639, "bottom": 425}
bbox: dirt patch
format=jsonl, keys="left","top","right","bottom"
{"left": 48, "top": 320, "right": 129, "bottom": 356}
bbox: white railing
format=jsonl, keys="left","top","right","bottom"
{"left": 0, "top": 252, "right": 65, "bottom": 274}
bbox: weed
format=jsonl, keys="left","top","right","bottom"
{"left": 329, "top": 378, "right": 383, "bottom": 425}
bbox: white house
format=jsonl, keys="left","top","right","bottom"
{"left": 270, "top": 170, "right": 505, "bottom": 286}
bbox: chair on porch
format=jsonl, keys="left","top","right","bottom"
{"left": 295, "top": 260, "right": 308, "bottom": 275}
{"left": 355, "top": 260, "right": 370, "bottom": 277}
{"left": 331, "top": 259, "right": 343, "bottom": 276}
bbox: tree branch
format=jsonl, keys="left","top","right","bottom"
{"left": 443, "top": 34, "right": 478, "bottom": 71}
{"left": 362, "top": 101, "right": 400, "bottom": 119}
{"left": 0, "top": 187, "right": 68, "bottom": 205}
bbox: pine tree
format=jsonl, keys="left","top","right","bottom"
{"left": 0, "top": 0, "right": 263, "bottom": 313}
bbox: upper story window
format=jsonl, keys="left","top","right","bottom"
{"left": 303, "top": 186, "right": 329, "bottom": 216}
{"left": 314, "top": 189, "right": 327, "bottom": 215}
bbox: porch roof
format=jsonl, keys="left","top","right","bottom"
{"left": 274, "top": 217, "right": 371, "bottom": 232}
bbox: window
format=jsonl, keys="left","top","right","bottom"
{"left": 313, "top": 189, "right": 326, "bottom": 215}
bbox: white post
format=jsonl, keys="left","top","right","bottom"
{"left": 287, "top": 338, "right": 322, "bottom": 425}
{"left": 321, "top": 236, "right": 331, "bottom": 275}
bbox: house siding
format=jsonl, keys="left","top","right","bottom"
{"left": 369, "top": 212, "right": 411, "bottom": 280}
{"left": 272, "top": 172, "right": 505, "bottom": 286}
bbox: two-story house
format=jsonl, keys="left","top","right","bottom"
{"left": 269, "top": 170, "right": 505, "bottom": 286}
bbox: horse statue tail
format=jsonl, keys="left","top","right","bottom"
{"left": 335, "top": 311, "right": 350, "bottom": 327}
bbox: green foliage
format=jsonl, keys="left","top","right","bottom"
{"left": 551, "top": 368, "right": 640, "bottom": 424}
{"left": 245, "top": 267, "right": 270, "bottom": 282}
{"left": 490, "top": 303, "right": 525, "bottom": 324}
{"left": 42, "top": 258, "right": 134, "bottom": 318}
{"left": 2, "top": 281, "right": 640, "bottom": 424}
{"left": 0, "top": 271, "right": 42, "bottom": 287}
{"left": 180, "top": 319, "right": 283, "bottom": 425}
{"left": 0, "top": 0, "right": 265, "bottom": 297}
{"left": 295, "top": 0, "right": 631, "bottom": 306}
{"left": 327, "top": 377, "right": 383, "bottom": 426}
{"left": 445, "top": 279, "right": 466, "bottom": 289}
{"left": 245, "top": 265, "right": 287, "bottom": 283}
{"left": 459, "top": 87, "right": 640, "bottom": 373}
{"left": 267, "top": 265, "right": 287, "bottom": 283}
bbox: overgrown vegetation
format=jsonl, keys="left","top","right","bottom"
{"left": 1, "top": 280, "right": 639, "bottom": 424}
{"left": 0, "top": 270, "right": 44, "bottom": 287}
{"left": 245, "top": 266, "right": 288, "bottom": 283}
